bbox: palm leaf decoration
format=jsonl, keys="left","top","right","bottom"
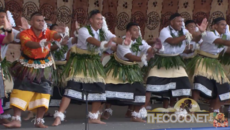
{"left": 149, "top": 55, "right": 185, "bottom": 70}
{"left": 52, "top": 44, "right": 69, "bottom": 60}
{"left": 186, "top": 55, "right": 225, "bottom": 79}
{"left": 104, "top": 55, "right": 142, "bottom": 83}
{"left": 1, "top": 58, "right": 12, "bottom": 80}
{"left": 85, "top": 25, "right": 105, "bottom": 53}
{"left": 62, "top": 53, "right": 105, "bottom": 79}
{"left": 131, "top": 37, "right": 143, "bottom": 55}
{"left": 218, "top": 53, "right": 230, "bottom": 65}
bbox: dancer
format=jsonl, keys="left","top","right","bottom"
{"left": 52, "top": 9, "right": 123, "bottom": 126}
{"left": 4, "top": 12, "right": 66, "bottom": 128}
{"left": 188, "top": 17, "right": 230, "bottom": 112}
{"left": 145, "top": 13, "right": 208, "bottom": 109}
{"left": 0, "top": 9, "right": 19, "bottom": 124}
{"left": 102, "top": 22, "right": 161, "bottom": 122}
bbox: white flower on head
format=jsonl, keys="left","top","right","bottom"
{"left": 6, "top": 10, "right": 16, "bottom": 27}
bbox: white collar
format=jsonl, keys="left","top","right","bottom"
{"left": 90, "top": 25, "right": 100, "bottom": 34}
{"left": 214, "top": 30, "right": 224, "bottom": 37}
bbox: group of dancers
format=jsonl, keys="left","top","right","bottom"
{"left": 0, "top": 8, "right": 229, "bottom": 128}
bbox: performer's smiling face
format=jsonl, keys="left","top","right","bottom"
{"left": 170, "top": 16, "right": 183, "bottom": 31}
{"left": 186, "top": 23, "right": 196, "bottom": 34}
{"left": 31, "top": 15, "right": 44, "bottom": 31}
{"left": 90, "top": 13, "right": 103, "bottom": 31}
{"left": 214, "top": 20, "right": 227, "bottom": 35}
{"left": 0, "top": 12, "right": 6, "bottom": 26}
{"left": 128, "top": 25, "right": 140, "bottom": 40}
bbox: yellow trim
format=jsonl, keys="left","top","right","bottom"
{"left": 156, "top": 53, "right": 179, "bottom": 57}
{"left": 55, "top": 60, "right": 67, "bottom": 65}
{"left": 70, "top": 46, "right": 98, "bottom": 55}
{"left": 197, "top": 50, "right": 219, "bottom": 59}
{"left": 10, "top": 89, "right": 51, "bottom": 112}
{"left": 148, "top": 66, "right": 188, "bottom": 78}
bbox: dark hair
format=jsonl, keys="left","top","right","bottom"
{"left": 126, "top": 22, "right": 139, "bottom": 31}
{"left": 30, "top": 12, "right": 43, "bottom": 20}
{"left": 50, "top": 24, "right": 58, "bottom": 30}
{"left": 0, "top": 8, "right": 6, "bottom": 13}
{"left": 44, "top": 18, "right": 51, "bottom": 21}
{"left": 185, "top": 20, "right": 195, "bottom": 26}
{"left": 89, "top": 9, "right": 100, "bottom": 19}
{"left": 212, "top": 17, "right": 225, "bottom": 25}
{"left": 169, "top": 13, "right": 181, "bottom": 21}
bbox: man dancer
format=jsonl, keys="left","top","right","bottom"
{"left": 52, "top": 9, "right": 123, "bottom": 126}
{"left": 102, "top": 22, "right": 161, "bottom": 122}
{"left": 188, "top": 17, "right": 230, "bottom": 113}
{"left": 4, "top": 12, "right": 65, "bottom": 128}
{"left": 145, "top": 13, "right": 207, "bottom": 108}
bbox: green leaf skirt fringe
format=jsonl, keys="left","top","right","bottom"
{"left": 104, "top": 55, "right": 142, "bottom": 83}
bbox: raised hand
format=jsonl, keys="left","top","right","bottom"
{"left": 4, "top": 15, "right": 12, "bottom": 30}
{"left": 153, "top": 38, "right": 162, "bottom": 51}
{"left": 124, "top": 32, "right": 132, "bottom": 46}
{"left": 56, "top": 22, "right": 66, "bottom": 33}
{"left": 61, "top": 36, "right": 69, "bottom": 45}
{"left": 197, "top": 18, "right": 208, "bottom": 33}
{"left": 18, "top": 17, "right": 30, "bottom": 30}
{"left": 75, "top": 21, "right": 80, "bottom": 30}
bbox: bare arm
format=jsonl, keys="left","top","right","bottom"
{"left": 53, "top": 33, "right": 63, "bottom": 40}
{"left": 165, "top": 35, "right": 186, "bottom": 45}
{"left": 2, "top": 32, "right": 14, "bottom": 44}
{"left": 110, "top": 37, "right": 123, "bottom": 45}
{"left": 25, "top": 41, "right": 49, "bottom": 49}
{"left": 213, "top": 38, "right": 230, "bottom": 47}
{"left": 124, "top": 53, "right": 141, "bottom": 62}
{"left": 51, "top": 44, "right": 59, "bottom": 51}
{"left": 86, "top": 37, "right": 101, "bottom": 47}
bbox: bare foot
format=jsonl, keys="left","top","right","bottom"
{"left": 52, "top": 117, "right": 61, "bottom": 126}
{"left": 0, "top": 118, "right": 10, "bottom": 124}
{"left": 125, "top": 110, "right": 132, "bottom": 118}
{"left": 35, "top": 123, "right": 48, "bottom": 128}
{"left": 88, "top": 119, "right": 106, "bottom": 124}
{"left": 101, "top": 111, "right": 110, "bottom": 120}
{"left": 3, "top": 120, "right": 21, "bottom": 128}
{"left": 131, "top": 117, "right": 146, "bottom": 123}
